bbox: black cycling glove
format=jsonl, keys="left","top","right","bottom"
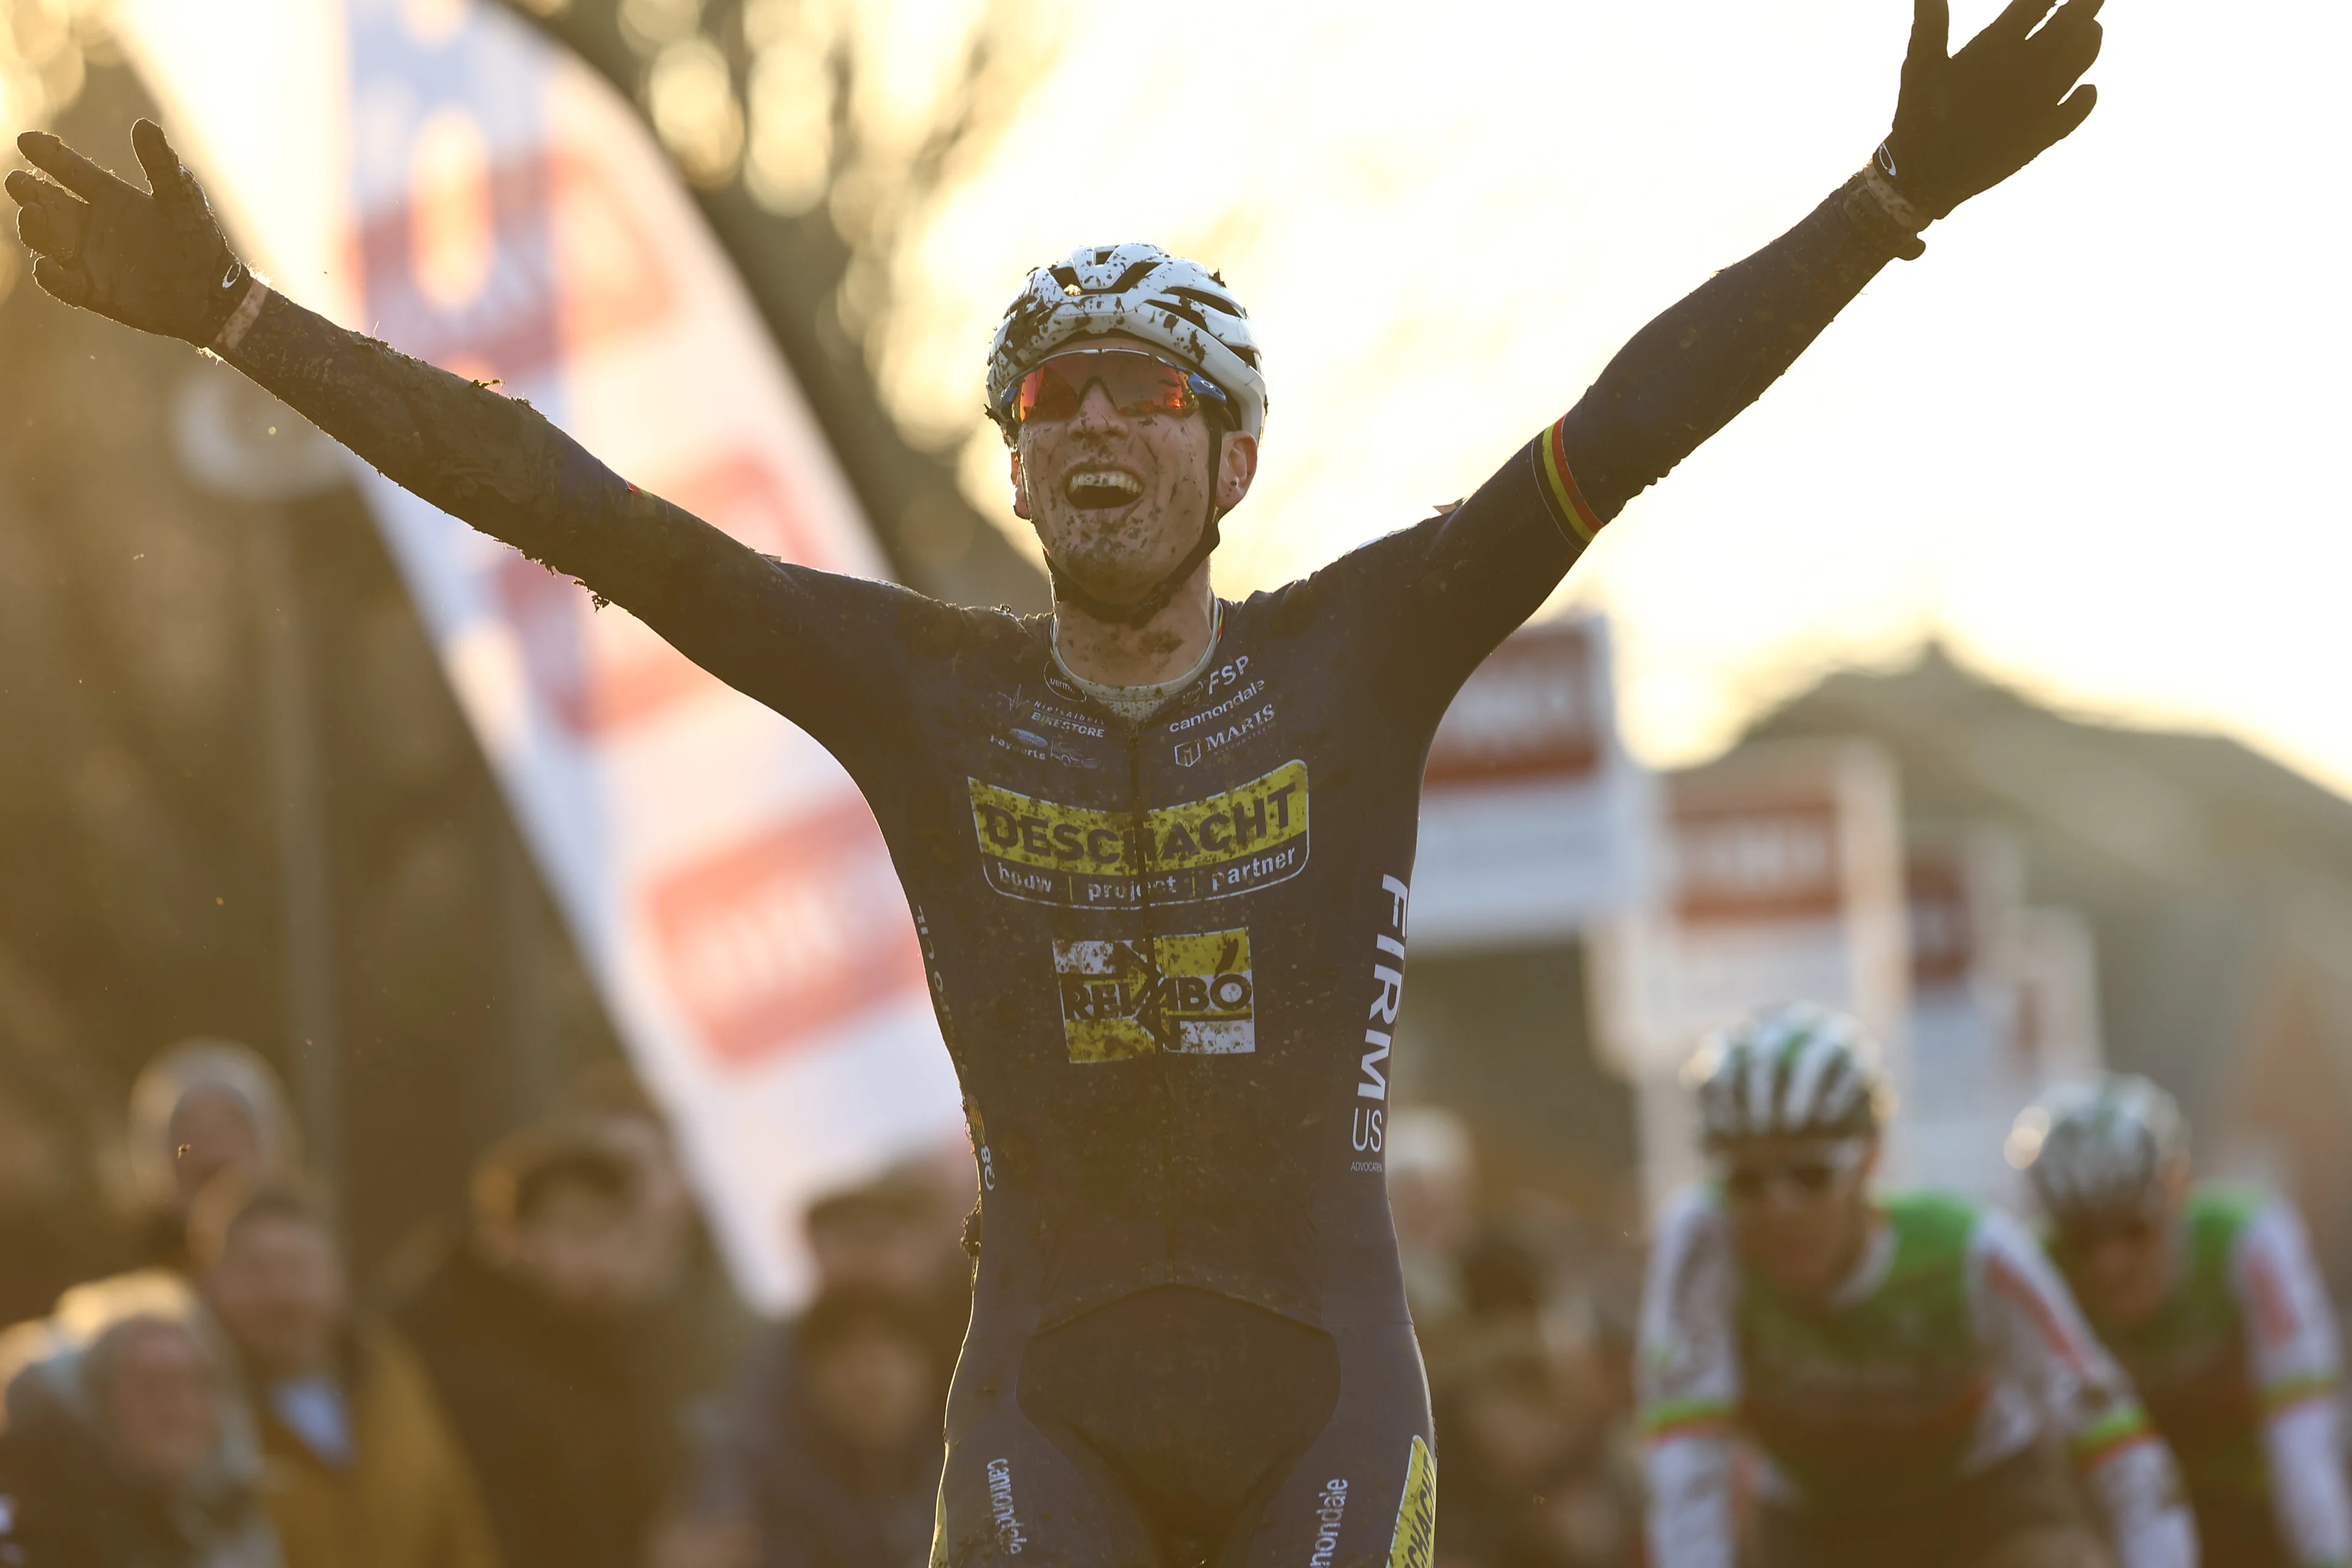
{"left": 1882, "top": 0, "right": 2104, "bottom": 220}
{"left": 8, "top": 118, "right": 255, "bottom": 347}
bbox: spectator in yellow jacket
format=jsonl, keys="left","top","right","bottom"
{"left": 200, "top": 1185, "right": 502, "bottom": 1568}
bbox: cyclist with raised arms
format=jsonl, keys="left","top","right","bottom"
{"left": 1638, "top": 1005, "right": 2195, "bottom": 1568}
{"left": 2019, "top": 1075, "right": 2352, "bottom": 1568}
{"left": 11, "top": 2, "right": 2106, "bottom": 1561}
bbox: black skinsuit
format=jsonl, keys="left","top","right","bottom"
{"left": 216, "top": 176, "right": 1909, "bottom": 1566}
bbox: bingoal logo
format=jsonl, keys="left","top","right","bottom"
{"left": 646, "top": 797, "right": 925, "bottom": 1066}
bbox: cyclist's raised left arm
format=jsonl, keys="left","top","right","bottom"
{"left": 1374, "top": 0, "right": 2106, "bottom": 703}
{"left": 1561, "top": 0, "right": 2105, "bottom": 527}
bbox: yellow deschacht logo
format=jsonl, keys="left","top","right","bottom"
{"left": 1387, "top": 1434, "right": 1436, "bottom": 1568}
{"left": 967, "top": 760, "right": 1308, "bottom": 908}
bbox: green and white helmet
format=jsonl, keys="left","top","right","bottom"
{"left": 987, "top": 243, "right": 1267, "bottom": 440}
{"left": 1687, "top": 1003, "right": 1885, "bottom": 1148}
{"left": 2016, "top": 1074, "right": 2187, "bottom": 1224}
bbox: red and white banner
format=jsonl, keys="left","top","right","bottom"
{"left": 1906, "top": 827, "right": 2104, "bottom": 1203}
{"left": 1412, "top": 614, "right": 1656, "bottom": 950}
{"left": 1592, "top": 739, "right": 1913, "bottom": 1216}
{"left": 116, "top": 0, "right": 960, "bottom": 1305}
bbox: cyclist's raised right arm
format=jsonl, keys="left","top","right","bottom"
{"left": 10, "top": 121, "right": 908, "bottom": 755}
{"left": 212, "top": 287, "right": 880, "bottom": 693}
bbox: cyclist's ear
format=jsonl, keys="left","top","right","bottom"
{"left": 1216, "top": 430, "right": 1258, "bottom": 513}
{"left": 1008, "top": 444, "right": 1032, "bottom": 521}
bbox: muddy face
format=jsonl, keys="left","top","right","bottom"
{"left": 1009, "top": 331, "right": 1255, "bottom": 614}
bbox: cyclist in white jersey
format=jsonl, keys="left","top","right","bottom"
{"left": 2020, "top": 1075, "right": 2352, "bottom": 1568}
{"left": 1639, "top": 1004, "right": 2195, "bottom": 1568}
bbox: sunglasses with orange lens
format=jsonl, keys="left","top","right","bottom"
{"left": 1001, "top": 349, "right": 1229, "bottom": 427}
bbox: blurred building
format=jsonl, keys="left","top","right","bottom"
{"left": 1752, "top": 644, "right": 2352, "bottom": 1292}
{"left": 1405, "top": 644, "right": 2352, "bottom": 1299}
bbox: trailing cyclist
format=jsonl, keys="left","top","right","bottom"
{"left": 1639, "top": 1004, "right": 2195, "bottom": 1568}
{"left": 2021, "top": 1074, "right": 2352, "bottom": 1568}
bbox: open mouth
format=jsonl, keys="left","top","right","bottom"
{"left": 1063, "top": 466, "right": 1143, "bottom": 511}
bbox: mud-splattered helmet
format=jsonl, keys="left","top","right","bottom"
{"left": 987, "top": 242, "right": 1267, "bottom": 440}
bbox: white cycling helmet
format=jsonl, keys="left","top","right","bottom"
{"left": 1687, "top": 1003, "right": 1885, "bottom": 1148}
{"left": 987, "top": 243, "right": 1267, "bottom": 441}
{"left": 2016, "top": 1074, "right": 2187, "bottom": 1224}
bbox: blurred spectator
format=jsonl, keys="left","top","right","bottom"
{"left": 128, "top": 1041, "right": 298, "bottom": 1273}
{"left": 677, "top": 1166, "right": 971, "bottom": 1568}
{"left": 554, "top": 1067, "right": 755, "bottom": 1435}
{"left": 736, "top": 1286, "right": 950, "bottom": 1568}
{"left": 195, "top": 1185, "right": 502, "bottom": 1568}
{"left": 0, "top": 1312, "right": 277, "bottom": 1568}
{"left": 1434, "top": 1332, "right": 1639, "bottom": 1568}
{"left": 1459, "top": 1221, "right": 1551, "bottom": 1329}
{"left": 801, "top": 1167, "right": 973, "bottom": 1366}
{"left": 1, "top": 1042, "right": 304, "bottom": 1382}
{"left": 395, "top": 1126, "right": 669, "bottom": 1568}
{"left": 1414, "top": 1193, "right": 1646, "bottom": 1568}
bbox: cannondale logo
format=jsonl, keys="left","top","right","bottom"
{"left": 986, "top": 1458, "right": 1026, "bottom": 1554}
{"left": 1306, "top": 1478, "right": 1349, "bottom": 1567}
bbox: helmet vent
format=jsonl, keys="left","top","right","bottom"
{"left": 1151, "top": 296, "right": 1212, "bottom": 331}
{"left": 1099, "top": 260, "right": 1161, "bottom": 294}
{"left": 1163, "top": 285, "right": 1243, "bottom": 318}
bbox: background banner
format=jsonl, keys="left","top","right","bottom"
{"left": 1591, "top": 739, "right": 1913, "bottom": 1216}
{"left": 1411, "top": 614, "right": 1656, "bottom": 952}
{"left": 114, "top": 0, "right": 962, "bottom": 1306}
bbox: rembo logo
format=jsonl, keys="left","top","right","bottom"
{"left": 1052, "top": 927, "right": 1256, "bottom": 1062}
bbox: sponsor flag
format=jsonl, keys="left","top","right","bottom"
{"left": 1591, "top": 739, "right": 1913, "bottom": 1216}
{"left": 1412, "top": 614, "right": 1656, "bottom": 951}
{"left": 113, "top": 0, "right": 962, "bottom": 1306}
{"left": 1907, "top": 831, "right": 2104, "bottom": 1204}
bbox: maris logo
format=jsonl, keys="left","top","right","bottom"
{"left": 1172, "top": 701, "right": 1278, "bottom": 767}
{"left": 1169, "top": 665, "right": 1276, "bottom": 767}
{"left": 1351, "top": 875, "right": 1409, "bottom": 1161}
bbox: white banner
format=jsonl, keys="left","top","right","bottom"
{"left": 116, "top": 0, "right": 962, "bottom": 1306}
{"left": 1411, "top": 614, "right": 1655, "bottom": 951}
{"left": 1591, "top": 739, "right": 1913, "bottom": 1218}
{"left": 1904, "top": 829, "right": 2103, "bottom": 1205}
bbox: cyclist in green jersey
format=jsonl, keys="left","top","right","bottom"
{"left": 2021, "top": 1075, "right": 2352, "bottom": 1568}
{"left": 1639, "top": 1005, "right": 2194, "bottom": 1568}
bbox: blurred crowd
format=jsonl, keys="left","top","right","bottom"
{"left": 0, "top": 1043, "right": 1637, "bottom": 1568}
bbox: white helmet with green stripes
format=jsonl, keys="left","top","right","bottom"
{"left": 1687, "top": 1003, "right": 1886, "bottom": 1148}
{"left": 2016, "top": 1074, "right": 2188, "bottom": 1223}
